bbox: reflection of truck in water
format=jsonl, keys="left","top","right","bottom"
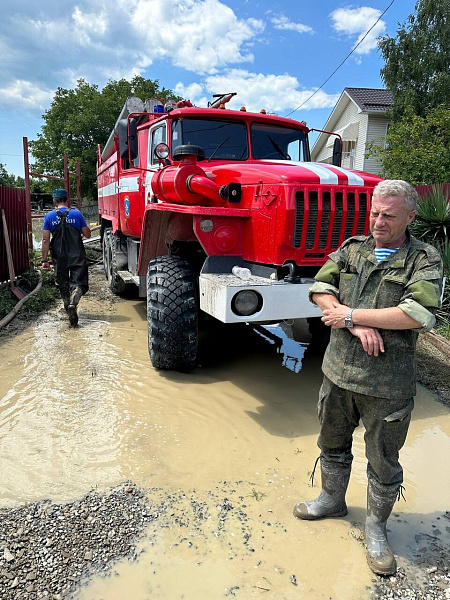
{"left": 97, "top": 93, "right": 382, "bottom": 371}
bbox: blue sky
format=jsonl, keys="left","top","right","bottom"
{"left": 0, "top": 0, "right": 416, "bottom": 177}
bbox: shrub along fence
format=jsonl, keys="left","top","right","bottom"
{"left": 0, "top": 186, "right": 30, "bottom": 283}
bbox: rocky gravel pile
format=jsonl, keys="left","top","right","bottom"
{"left": 0, "top": 481, "right": 255, "bottom": 600}
{"left": 0, "top": 483, "right": 149, "bottom": 599}
{"left": 372, "top": 566, "right": 450, "bottom": 600}
{"left": 367, "top": 511, "right": 450, "bottom": 600}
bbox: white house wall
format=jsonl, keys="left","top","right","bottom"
{"left": 315, "top": 97, "right": 359, "bottom": 163}
{"left": 354, "top": 113, "right": 368, "bottom": 171}
{"left": 363, "top": 115, "right": 390, "bottom": 175}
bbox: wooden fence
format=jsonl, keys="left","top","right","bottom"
{"left": 0, "top": 186, "right": 30, "bottom": 283}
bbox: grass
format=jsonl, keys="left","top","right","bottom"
{"left": 435, "top": 322, "right": 450, "bottom": 339}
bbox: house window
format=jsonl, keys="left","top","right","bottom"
{"left": 341, "top": 140, "right": 356, "bottom": 168}
{"left": 342, "top": 140, "right": 356, "bottom": 154}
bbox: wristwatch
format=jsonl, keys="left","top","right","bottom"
{"left": 344, "top": 308, "right": 355, "bottom": 328}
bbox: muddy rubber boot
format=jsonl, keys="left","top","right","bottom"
{"left": 69, "top": 286, "right": 83, "bottom": 308}
{"left": 365, "top": 479, "right": 398, "bottom": 576}
{"left": 67, "top": 304, "right": 78, "bottom": 327}
{"left": 60, "top": 290, "right": 70, "bottom": 313}
{"left": 293, "top": 459, "right": 351, "bottom": 520}
{"left": 67, "top": 287, "right": 83, "bottom": 327}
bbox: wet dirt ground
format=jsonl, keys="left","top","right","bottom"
{"left": 0, "top": 265, "right": 449, "bottom": 599}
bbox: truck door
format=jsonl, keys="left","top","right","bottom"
{"left": 118, "top": 146, "right": 141, "bottom": 237}
{"left": 144, "top": 123, "right": 167, "bottom": 204}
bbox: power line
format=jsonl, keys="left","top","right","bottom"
{"left": 285, "top": 0, "right": 396, "bottom": 118}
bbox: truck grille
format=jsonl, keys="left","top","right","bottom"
{"left": 294, "top": 189, "right": 369, "bottom": 251}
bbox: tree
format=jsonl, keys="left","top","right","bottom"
{"left": 0, "top": 163, "right": 17, "bottom": 187}
{"left": 379, "top": 0, "right": 450, "bottom": 122}
{"left": 29, "top": 76, "right": 179, "bottom": 200}
{"left": 367, "top": 106, "right": 450, "bottom": 184}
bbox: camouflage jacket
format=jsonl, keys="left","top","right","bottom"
{"left": 309, "top": 232, "right": 443, "bottom": 399}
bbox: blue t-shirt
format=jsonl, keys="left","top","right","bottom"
{"left": 43, "top": 208, "right": 87, "bottom": 233}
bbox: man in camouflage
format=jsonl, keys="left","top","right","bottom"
{"left": 293, "top": 180, "right": 443, "bottom": 576}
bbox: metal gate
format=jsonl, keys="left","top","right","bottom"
{"left": 0, "top": 186, "right": 30, "bottom": 283}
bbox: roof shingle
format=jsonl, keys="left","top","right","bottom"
{"left": 344, "top": 88, "right": 393, "bottom": 112}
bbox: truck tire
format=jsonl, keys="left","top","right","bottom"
{"left": 104, "top": 229, "right": 126, "bottom": 295}
{"left": 147, "top": 255, "right": 198, "bottom": 371}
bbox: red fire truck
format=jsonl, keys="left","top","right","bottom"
{"left": 97, "top": 93, "right": 382, "bottom": 370}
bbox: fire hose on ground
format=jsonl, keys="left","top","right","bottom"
{"left": 0, "top": 270, "right": 43, "bottom": 330}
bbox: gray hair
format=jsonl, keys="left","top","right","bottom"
{"left": 372, "top": 179, "right": 418, "bottom": 211}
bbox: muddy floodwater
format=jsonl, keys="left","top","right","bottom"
{"left": 0, "top": 271, "right": 449, "bottom": 599}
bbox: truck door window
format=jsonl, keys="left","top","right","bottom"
{"left": 171, "top": 118, "right": 248, "bottom": 160}
{"left": 251, "top": 123, "right": 308, "bottom": 161}
{"left": 150, "top": 125, "right": 167, "bottom": 164}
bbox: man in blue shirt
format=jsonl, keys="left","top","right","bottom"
{"left": 41, "top": 189, "right": 91, "bottom": 326}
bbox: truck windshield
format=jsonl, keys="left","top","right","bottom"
{"left": 171, "top": 118, "right": 248, "bottom": 160}
{"left": 251, "top": 123, "right": 309, "bottom": 161}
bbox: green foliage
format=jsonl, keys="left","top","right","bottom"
{"left": 434, "top": 321, "right": 450, "bottom": 339}
{"left": 379, "top": 0, "right": 450, "bottom": 122}
{"left": 409, "top": 188, "right": 450, "bottom": 325}
{"left": 0, "top": 163, "right": 44, "bottom": 191}
{"left": 29, "top": 76, "right": 180, "bottom": 200}
{"left": 0, "top": 163, "right": 19, "bottom": 187}
{"left": 409, "top": 185, "right": 450, "bottom": 244}
{"left": 434, "top": 239, "right": 450, "bottom": 325}
{"left": 367, "top": 106, "right": 450, "bottom": 184}
{"left": 0, "top": 286, "right": 16, "bottom": 321}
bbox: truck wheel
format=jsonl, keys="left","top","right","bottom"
{"left": 147, "top": 255, "right": 198, "bottom": 371}
{"left": 105, "top": 231, "right": 126, "bottom": 295}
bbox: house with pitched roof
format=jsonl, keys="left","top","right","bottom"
{"left": 311, "top": 88, "right": 393, "bottom": 175}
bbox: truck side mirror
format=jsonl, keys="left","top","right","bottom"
{"left": 332, "top": 137, "right": 342, "bottom": 167}
{"left": 118, "top": 118, "right": 138, "bottom": 161}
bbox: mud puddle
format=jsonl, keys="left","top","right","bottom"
{"left": 0, "top": 271, "right": 449, "bottom": 599}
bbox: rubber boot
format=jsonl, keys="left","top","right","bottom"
{"left": 365, "top": 479, "right": 398, "bottom": 576}
{"left": 60, "top": 289, "right": 70, "bottom": 313}
{"left": 67, "top": 304, "right": 78, "bottom": 327}
{"left": 67, "top": 287, "right": 84, "bottom": 327}
{"left": 293, "top": 459, "right": 351, "bottom": 520}
{"left": 69, "top": 286, "right": 83, "bottom": 307}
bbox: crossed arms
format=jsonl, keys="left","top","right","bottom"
{"left": 312, "top": 293, "right": 422, "bottom": 356}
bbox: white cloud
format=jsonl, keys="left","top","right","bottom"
{"left": 130, "top": 0, "right": 264, "bottom": 74}
{"left": 0, "top": 0, "right": 265, "bottom": 112}
{"left": 176, "top": 70, "right": 339, "bottom": 113}
{"left": 174, "top": 82, "right": 208, "bottom": 107}
{"left": 271, "top": 16, "right": 313, "bottom": 34}
{"left": 330, "top": 6, "right": 386, "bottom": 54}
{"left": 0, "top": 80, "right": 54, "bottom": 111}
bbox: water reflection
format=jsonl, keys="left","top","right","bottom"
{"left": 254, "top": 323, "right": 308, "bottom": 373}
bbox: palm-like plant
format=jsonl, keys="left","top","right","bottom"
{"left": 410, "top": 185, "right": 450, "bottom": 245}
{"left": 410, "top": 186, "right": 450, "bottom": 326}
{"left": 433, "top": 238, "right": 450, "bottom": 324}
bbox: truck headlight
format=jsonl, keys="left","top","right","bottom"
{"left": 231, "top": 290, "right": 263, "bottom": 316}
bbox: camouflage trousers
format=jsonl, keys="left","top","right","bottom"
{"left": 317, "top": 376, "right": 414, "bottom": 489}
